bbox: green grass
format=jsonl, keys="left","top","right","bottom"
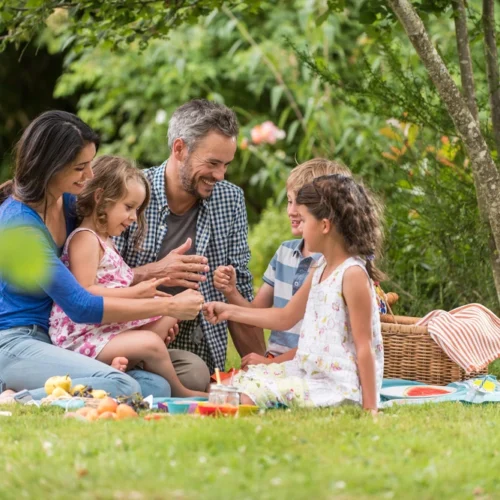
{"left": 1, "top": 403, "right": 500, "bottom": 499}
{"left": 1, "top": 339, "right": 499, "bottom": 499}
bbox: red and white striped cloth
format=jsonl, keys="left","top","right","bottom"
{"left": 416, "top": 303, "right": 500, "bottom": 373}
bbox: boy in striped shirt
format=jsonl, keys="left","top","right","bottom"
{"left": 214, "top": 158, "right": 352, "bottom": 368}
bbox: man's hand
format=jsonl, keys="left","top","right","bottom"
{"left": 131, "top": 277, "right": 171, "bottom": 298}
{"left": 166, "top": 289, "right": 204, "bottom": 320}
{"left": 203, "top": 301, "right": 231, "bottom": 324}
{"left": 156, "top": 238, "right": 210, "bottom": 289}
{"left": 241, "top": 353, "right": 271, "bottom": 370}
{"left": 213, "top": 265, "right": 236, "bottom": 295}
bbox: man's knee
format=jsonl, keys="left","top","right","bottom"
{"left": 169, "top": 349, "right": 210, "bottom": 392}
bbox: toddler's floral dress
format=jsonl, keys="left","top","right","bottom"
{"left": 49, "top": 228, "right": 161, "bottom": 359}
{"left": 232, "top": 256, "right": 384, "bottom": 408}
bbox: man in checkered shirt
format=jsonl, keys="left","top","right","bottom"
{"left": 115, "top": 100, "right": 265, "bottom": 385}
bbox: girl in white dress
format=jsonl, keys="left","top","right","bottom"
{"left": 204, "top": 174, "right": 384, "bottom": 412}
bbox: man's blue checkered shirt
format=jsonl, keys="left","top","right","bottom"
{"left": 114, "top": 162, "right": 254, "bottom": 372}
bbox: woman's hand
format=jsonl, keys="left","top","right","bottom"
{"left": 165, "top": 289, "right": 204, "bottom": 320}
{"left": 213, "top": 265, "right": 236, "bottom": 295}
{"left": 203, "top": 301, "right": 231, "bottom": 324}
{"left": 132, "top": 277, "right": 170, "bottom": 298}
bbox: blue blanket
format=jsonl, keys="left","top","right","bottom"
{"left": 380, "top": 376, "right": 500, "bottom": 407}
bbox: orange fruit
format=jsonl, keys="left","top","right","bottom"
{"left": 97, "top": 397, "right": 118, "bottom": 415}
{"left": 76, "top": 407, "right": 91, "bottom": 417}
{"left": 116, "top": 404, "right": 138, "bottom": 420}
{"left": 98, "top": 411, "right": 117, "bottom": 420}
{"left": 86, "top": 409, "right": 99, "bottom": 421}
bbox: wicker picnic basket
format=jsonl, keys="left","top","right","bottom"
{"left": 380, "top": 313, "right": 488, "bottom": 385}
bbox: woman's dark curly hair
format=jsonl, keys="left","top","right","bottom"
{"left": 76, "top": 155, "right": 150, "bottom": 250}
{"left": 296, "top": 174, "right": 385, "bottom": 282}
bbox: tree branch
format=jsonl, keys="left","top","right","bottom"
{"left": 452, "top": 0, "right": 479, "bottom": 121}
{"left": 483, "top": 0, "right": 500, "bottom": 154}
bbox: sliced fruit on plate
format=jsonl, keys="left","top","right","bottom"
{"left": 404, "top": 386, "right": 453, "bottom": 397}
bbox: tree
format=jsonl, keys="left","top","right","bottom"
{"left": 297, "top": 0, "right": 500, "bottom": 306}
{"left": 385, "top": 0, "right": 500, "bottom": 304}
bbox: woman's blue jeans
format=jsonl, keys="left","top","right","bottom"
{"left": 0, "top": 325, "right": 171, "bottom": 399}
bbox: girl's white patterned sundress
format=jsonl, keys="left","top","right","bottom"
{"left": 232, "top": 256, "right": 384, "bottom": 408}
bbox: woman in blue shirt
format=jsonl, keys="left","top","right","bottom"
{"left": 0, "top": 111, "right": 204, "bottom": 400}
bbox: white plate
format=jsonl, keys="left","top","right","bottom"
{"left": 380, "top": 385, "right": 456, "bottom": 400}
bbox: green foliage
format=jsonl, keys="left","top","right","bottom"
{"left": 377, "top": 122, "right": 497, "bottom": 315}
{"left": 52, "top": 1, "right": 379, "bottom": 220}
{"left": 0, "top": 0, "right": 263, "bottom": 52}
{"left": 0, "top": 227, "right": 49, "bottom": 289}
{"left": 248, "top": 202, "right": 291, "bottom": 287}
{"left": 2, "top": 0, "right": 499, "bottom": 317}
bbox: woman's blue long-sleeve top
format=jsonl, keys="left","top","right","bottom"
{"left": 0, "top": 195, "right": 104, "bottom": 331}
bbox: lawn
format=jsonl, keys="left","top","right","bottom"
{"left": 1, "top": 342, "right": 499, "bottom": 499}
{"left": 1, "top": 403, "right": 499, "bottom": 499}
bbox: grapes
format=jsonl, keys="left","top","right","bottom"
{"left": 116, "top": 393, "right": 148, "bottom": 412}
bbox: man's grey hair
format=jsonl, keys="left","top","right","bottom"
{"left": 167, "top": 99, "right": 239, "bottom": 152}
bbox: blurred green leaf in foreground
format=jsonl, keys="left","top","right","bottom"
{"left": 0, "top": 227, "right": 49, "bottom": 289}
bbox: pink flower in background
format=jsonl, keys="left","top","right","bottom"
{"left": 240, "top": 138, "right": 249, "bottom": 150}
{"left": 251, "top": 121, "right": 286, "bottom": 145}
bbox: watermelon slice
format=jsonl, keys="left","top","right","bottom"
{"left": 404, "top": 386, "right": 453, "bottom": 398}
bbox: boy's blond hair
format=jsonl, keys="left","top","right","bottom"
{"left": 286, "top": 158, "right": 352, "bottom": 194}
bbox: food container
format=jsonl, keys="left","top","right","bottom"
{"left": 197, "top": 402, "right": 238, "bottom": 417}
{"left": 208, "top": 385, "right": 240, "bottom": 406}
{"left": 238, "top": 404, "right": 259, "bottom": 416}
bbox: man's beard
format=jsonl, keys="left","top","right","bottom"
{"left": 179, "top": 156, "right": 201, "bottom": 199}
{"left": 179, "top": 156, "right": 216, "bottom": 200}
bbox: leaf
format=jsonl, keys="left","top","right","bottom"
{"left": 0, "top": 228, "right": 50, "bottom": 290}
{"left": 286, "top": 120, "right": 300, "bottom": 144}
{"left": 407, "top": 124, "right": 419, "bottom": 147}
{"left": 359, "top": 10, "right": 377, "bottom": 25}
{"left": 315, "top": 10, "right": 330, "bottom": 27}
{"left": 379, "top": 126, "right": 403, "bottom": 142}
{"left": 271, "top": 86, "right": 284, "bottom": 113}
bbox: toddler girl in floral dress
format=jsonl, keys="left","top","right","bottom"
{"left": 204, "top": 174, "right": 384, "bottom": 412}
{"left": 49, "top": 156, "right": 207, "bottom": 398}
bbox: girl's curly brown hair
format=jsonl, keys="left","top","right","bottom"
{"left": 296, "top": 174, "right": 385, "bottom": 282}
{"left": 77, "top": 155, "right": 150, "bottom": 250}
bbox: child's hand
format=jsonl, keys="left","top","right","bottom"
{"left": 165, "top": 322, "right": 179, "bottom": 347}
{"left": 132, "top": 277, "right": 170, "bottom": 298}
{"left": 203, "top": 302, "right": 230, "bottom": 324}
{"left": 241, "top": 353, "right": 271, "bottom": 370}
{"left": 214, "top": 265, "right": 236, "bottom": 295}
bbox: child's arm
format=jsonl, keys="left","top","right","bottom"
{"left": 241, "top": 347, "right": 297, "bottom": 369}
{"left": 342, "top": 266, "right": 378, "bottom": 412}
{"left": 214, "top": 265, "right": 274, "bottom": 308}
{"left": 68, "top": 232, "right": 169, "bottom": 299}
{"left": 204, "top": 271, "right": 313, "bottom": 331}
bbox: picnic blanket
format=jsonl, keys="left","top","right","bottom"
{"left": 416, "top": 303, "right": 500, "bottom": 372}
{"left": 380, "top": 376, "right": 500, "bottom": 408}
